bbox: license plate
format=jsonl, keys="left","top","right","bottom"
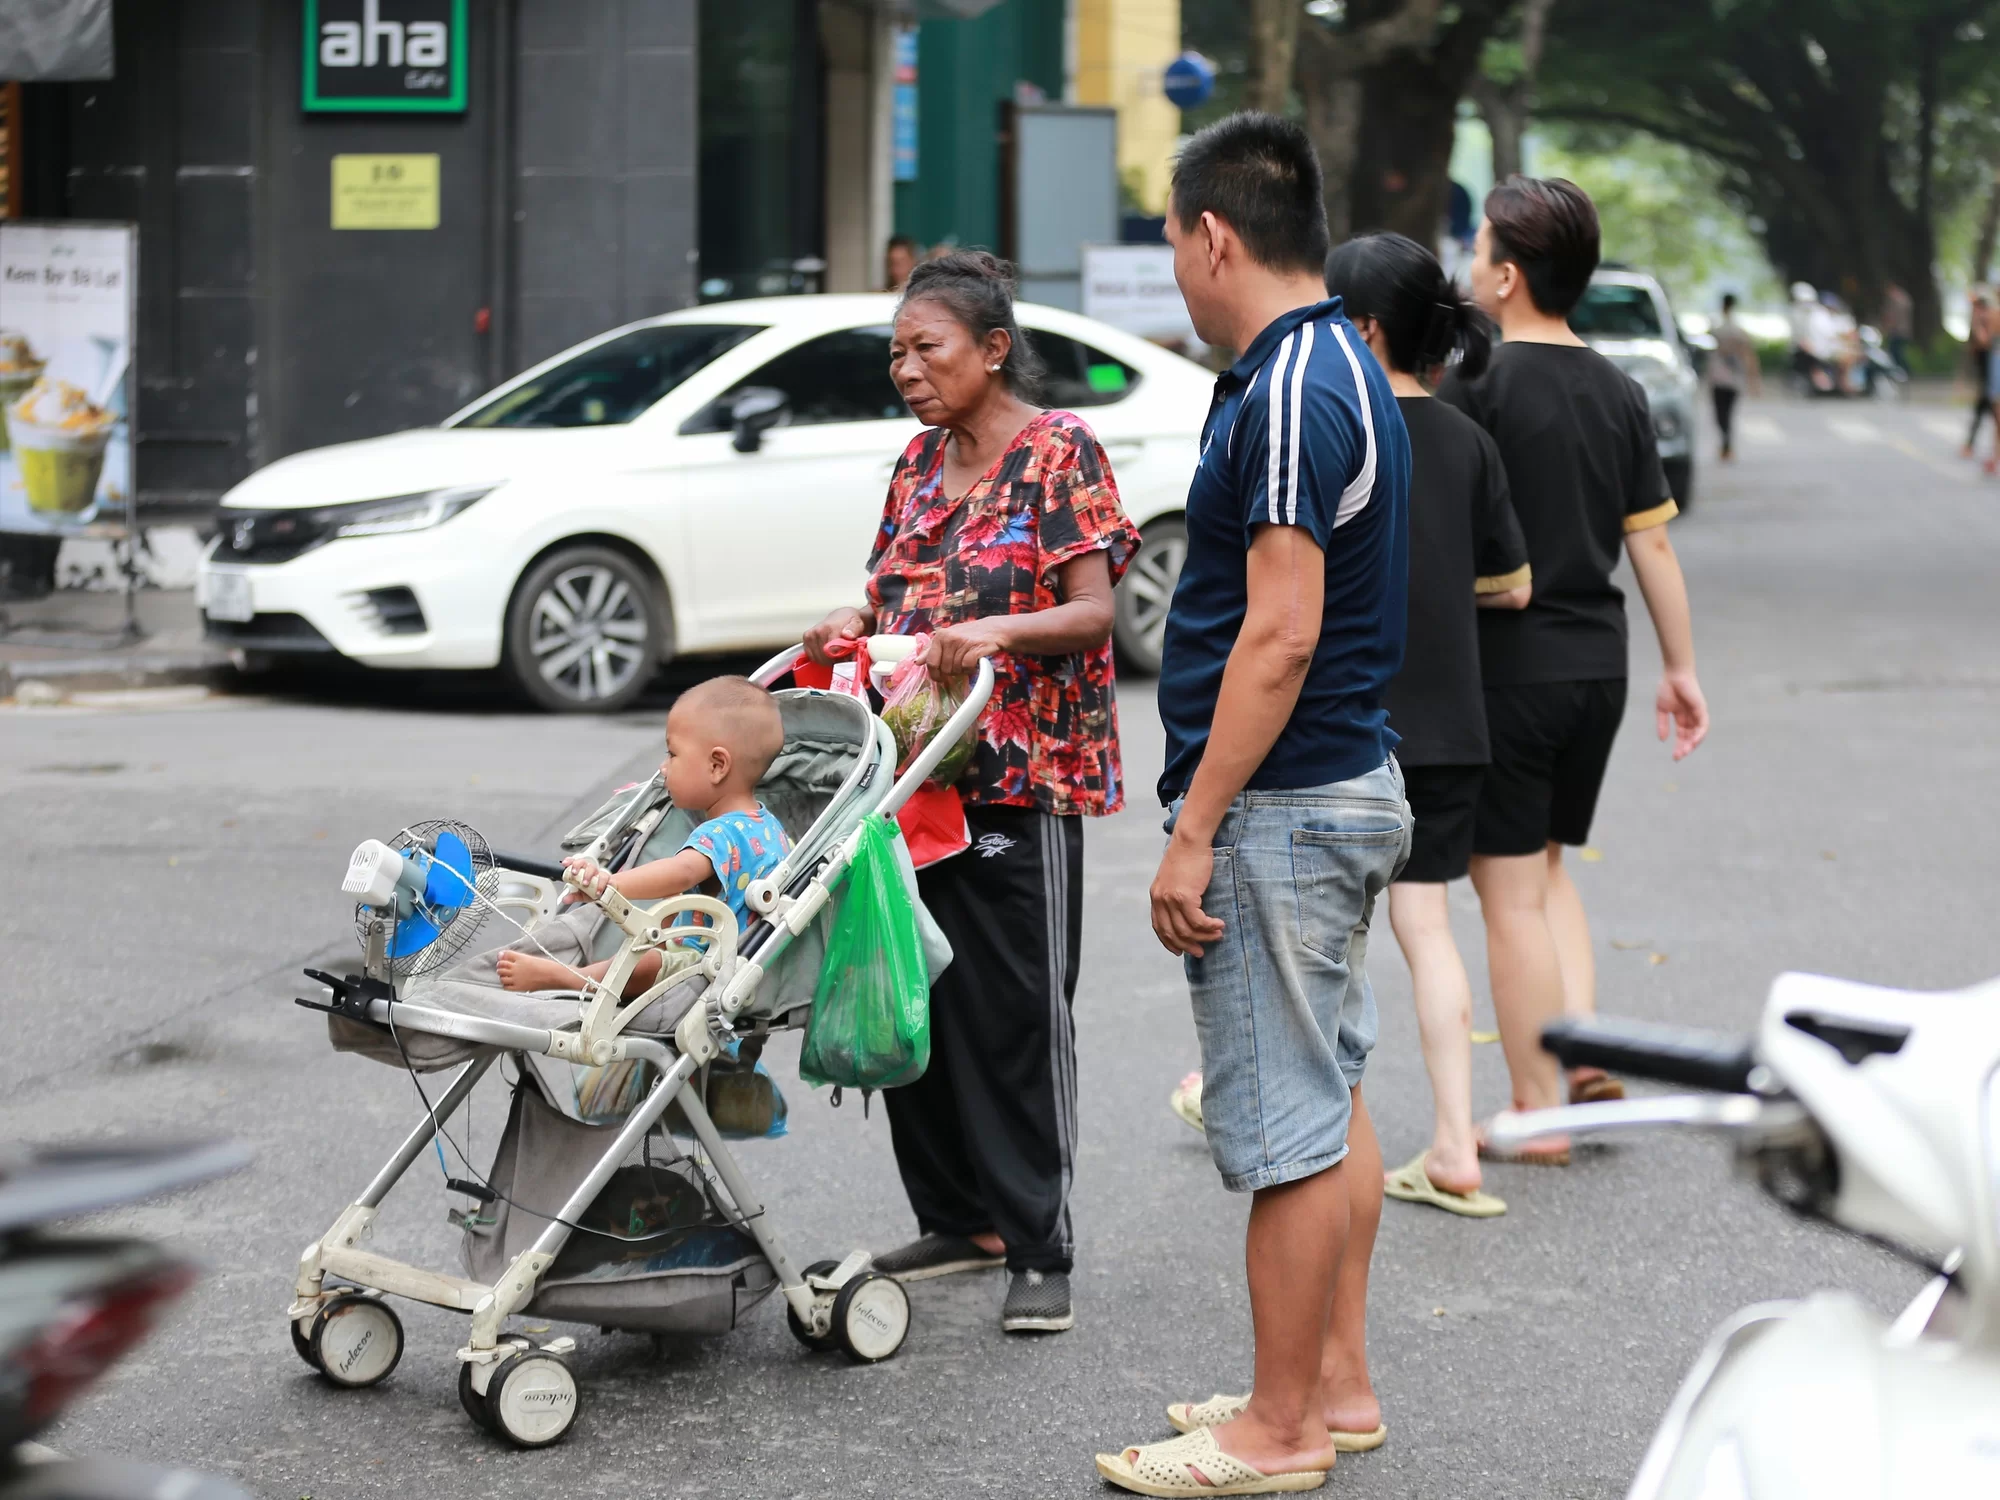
{"left": 206, "top": 569, "right": 253, "bottom": 622}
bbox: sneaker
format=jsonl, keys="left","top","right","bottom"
{"left": 1002, "top": 1269, "right": 1074, "bottom": 1333}
{"left": 869, "top": 1233, "right": 1004, "bottom": 1283}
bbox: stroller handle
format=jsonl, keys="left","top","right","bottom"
{"left": 751, "top": 643, "right": 994, "bottom": 819}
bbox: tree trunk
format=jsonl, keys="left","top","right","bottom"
{"left": 1973, "top": 167, "right": 2000, "bottom": 287}
{"left": 1248, "top": 0, "right": 1302, "bottom": 115}
{"left": 1469, "top": 0, "right": 1553, "bottom": 184}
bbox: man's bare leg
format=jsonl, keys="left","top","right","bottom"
{"left": 1320, "top": 1087, "right": 1383, "bottom": 1436}
{"left": 1469, "top": 852, "right": 1568, "bottom": 1128}
{"left": 1208, "top": 1166, "right": 1345, "bottom": 1475}
{"left": 1387, "top": 884, "right": 1481, "bottom": 1194}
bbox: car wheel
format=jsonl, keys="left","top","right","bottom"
{"left": 1114, "top": 515, "right": 1186, "bottom": 678}
{"left": 1663, "top": 457, "right": 1694, "bottom": 514}
{"left": 504, "top": 545, "right": 666, "bottom": 713}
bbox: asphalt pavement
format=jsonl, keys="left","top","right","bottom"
{"left": 3, "top": 394, "right": 1994, "bottom": 1498}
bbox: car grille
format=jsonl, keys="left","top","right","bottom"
{"left": 209, "top": 509, "right": 337, "bottom": 564}
{"left": 202, "top": 612, "right": 336, "bottom": 652}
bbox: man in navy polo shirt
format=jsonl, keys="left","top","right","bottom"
{"left": 1095, "top": 114, "right": 1412, "bottom": 1496}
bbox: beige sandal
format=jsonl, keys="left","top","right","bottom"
{"left": 1382, "top": 1153, "right": 1508, "bottom": 1218}
{"left": 1095, "top": 1427, "right": 1330, "bottom": 1496}
{"left": 1166, "top": 1394, "right": 1388, "bottom": 1453}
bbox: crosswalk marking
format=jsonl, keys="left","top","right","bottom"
{"left": 1737, "top": 414, "right": 1784, "bottom": 443}
{"left": 1824, "top": 415, "right": 1882, "bottom": 443}
{"left": 1919, "top": 413, "right": 1966, "bottom": 442}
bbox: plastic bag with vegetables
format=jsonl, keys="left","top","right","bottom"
{"left": 880, "top": 637, "right": 977, "bottom": 788}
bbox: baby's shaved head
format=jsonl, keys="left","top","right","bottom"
{"left": 670, "top": 676, "right": 786, "bottom": 783}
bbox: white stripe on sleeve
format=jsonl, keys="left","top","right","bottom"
{"left": 1285, "top": 320, "right": 1314, "bottom": 524}
{"left": 1329, "top": 322, "right": 1378, "bottom": 529}
{"left": 1265, "top": 331, "right": 1297, "bottom": 525}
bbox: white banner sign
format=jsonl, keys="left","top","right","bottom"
{"left": 1082, "top": 243, "right": 1198, "bottom": 346}
{"left": 0, "top": 221, "right": 135, "bottom": 536}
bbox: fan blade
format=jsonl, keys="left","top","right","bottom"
{"left": 386, "top": 910, "right": 443, "bottom": 958}
{"left": 423, "top": 829, "right": 477, "bottom": 908}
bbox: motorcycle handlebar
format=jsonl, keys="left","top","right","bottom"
{"left": 1541, "top": 1016, "right": 1759, "bottom": 1094}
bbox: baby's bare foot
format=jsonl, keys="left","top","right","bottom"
{"left": 496, "top": 952, "right": 571, "bottom": 992}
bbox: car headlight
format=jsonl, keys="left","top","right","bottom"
{"left": 1653, "top": 407, "right": 1685, "bottom": 441}
{"left": 331, "top": 484, "right": 496, "bottom": 539}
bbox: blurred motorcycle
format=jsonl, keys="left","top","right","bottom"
{"left": 0, "top": 1141, "right": 251, "bottom": 1500}
{"left": 1490, "top": 974, "right": 2000, "bottom": 1498}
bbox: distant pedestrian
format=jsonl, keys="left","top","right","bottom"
{"left": 1327, "top": 232, "right": 1527, "bottom": 1220}
{"left": 883, "top": 234, "right": 919, "bottom": 293}
{"left": 1708, "top": 293, "right": 1760, "bottom": 461}
{"left": 1098, "top": 112, "right": 1411, "bottom": 1496}
{"left": 1440, "top": 177, "right": 1710, "bottom": 1154}
{"left": 1965, "top": 291, "right": 1994, "bottom": 461}
{"left": 1880, "top": 281, "right": 1913, "bottom": 374}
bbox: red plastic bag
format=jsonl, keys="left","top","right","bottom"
{"left": 896, "top": 783, "right": 969, "bottom": 869}
{"left": 791, "top": 637, "right": 870, "bottom": 697}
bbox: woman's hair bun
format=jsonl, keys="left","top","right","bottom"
{"left": 898, "top": 250, "right": 1045, "bottom": 402}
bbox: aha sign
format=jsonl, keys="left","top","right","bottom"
{"left": 303, "top": 0, "right": 466, "bottom": 113}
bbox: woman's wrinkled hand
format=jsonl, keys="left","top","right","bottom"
{"left": 921, "top": 617, "right": 1012, "bottom": 679}
{"left": 804, "top": 606, "right": 870, "bottom": 666}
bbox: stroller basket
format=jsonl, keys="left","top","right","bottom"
{"left": 286, "top": 652, "right": 992, "bottom": 1448}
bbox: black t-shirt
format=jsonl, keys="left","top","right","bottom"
{"left": 1438, "top": 343, "right": 1675, "bottom": 685}
{"left": 1383, "top": 397, "right": 1529, "bottom": 765}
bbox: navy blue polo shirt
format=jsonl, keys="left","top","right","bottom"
{"left": 1157, "top": 297, "right": 1411, "bottom": 803}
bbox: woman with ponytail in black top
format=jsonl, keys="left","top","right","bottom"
{"left": 1324, "top": 232, "right": 1530, "bottom": 1218}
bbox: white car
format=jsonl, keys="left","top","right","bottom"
{"left": 198, "top": 295, "right": 1209, "bottom": 711}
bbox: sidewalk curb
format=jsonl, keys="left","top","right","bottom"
{"left": 0, "top": 648, "right": 235, "bottom": 701}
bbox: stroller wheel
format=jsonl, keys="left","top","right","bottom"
{"left": 786, "top": 1260, "right": 842, "bottom": 1351}
{"left": 309, "top": 1293, "right": 404, "bottom": 1388}
{"left": 833, "top": 1272, "right": 910, "bottom": 1364}
{"left": 290, "top": 1317, "right": 323, "bottom": 1372}
{"left": 487, "top": 1349, "right": 580, "bottom": 1448}
{"left": 458, "top": 1360, "right": 498, "bottom": 1433}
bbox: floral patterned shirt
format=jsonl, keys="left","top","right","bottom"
{"left": 866, "top": 410, "right": 1141, "bottom": 816}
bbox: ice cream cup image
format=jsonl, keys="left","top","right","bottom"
{"left": 8, "top": 378, "right": 114, "bottom": 516}
{"left": 0, "top": 331, "right": 48, "bottom": 455}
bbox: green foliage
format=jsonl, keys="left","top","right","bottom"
{"left": 1535, "top": 132, "right": 1781, "bottom": 310}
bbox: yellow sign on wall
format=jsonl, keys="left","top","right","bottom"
{"left": 330, "top": 154, "right": 439, "bottom": 230}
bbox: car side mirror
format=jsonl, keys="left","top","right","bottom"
{"left": 729, "top": 387, "right": 789, "bottom": 453}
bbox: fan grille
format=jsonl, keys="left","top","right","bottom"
{"left": 353, "top": 819, "right": 498, "bottom": 977}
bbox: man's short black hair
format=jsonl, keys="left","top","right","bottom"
{"left": 1483, "top": 176, "right": 1600, "bottom": 317}
{"left": 1721, "top": 292, "right": 1738, "bottom": 313}
{"left": 1170, "top": 112, "right": 1329, "bottom": 276}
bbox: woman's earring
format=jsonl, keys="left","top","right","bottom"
{"left": 989, "top": 364, "right": 1001, "bottom": 372}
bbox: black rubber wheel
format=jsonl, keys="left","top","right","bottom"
{"left": 486, "top": 1349, "right": 580, "bottom": 1448}
{"left": 458, "top": 1359, "right": 498, "bottom": 1432}
{"left": 308, "top": 1293, "right": 404, "bottom": 1388}
{"left": 832, "top": 1271, "right": 911, "bottom": 1364}
{"left": 1113, "top": 515, "right": 1185, "bottom": 678}
{"left": 290, "top": 1316, "right": 322, "bottom": 1372}
{"left": 785, "top": 1260, "right": 841, "bottom": 1351}
{"left": 502, "top": 544, "right": 667, "bottom": 713}
{"left": 1663, "top": 456, "right": 1694, "bottom": 514}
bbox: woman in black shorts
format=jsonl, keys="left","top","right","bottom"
{"left": 1324, "top": 233, "right": 1529, "bottom": 1218}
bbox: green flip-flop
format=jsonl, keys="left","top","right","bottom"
{"left": 1382, "top": 1153, "right": 1507, "bottom": 1218}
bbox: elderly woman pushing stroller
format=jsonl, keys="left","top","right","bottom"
{"left": 806, "top": 249, "right": 1139, "bottom": 1335}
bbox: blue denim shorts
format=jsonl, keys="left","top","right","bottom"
{"left": 1169, "top": 761, "right": 1411, "bottom": 1193}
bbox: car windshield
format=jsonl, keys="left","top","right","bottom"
{"left": 454, "top": 324, "right": 764, "bottom": 428}
{"left": 1572, "top": 284, "right": 1664, "bottom": 338}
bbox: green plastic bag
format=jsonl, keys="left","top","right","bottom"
{"left": 799, "top": 814, "right": 932, "bottom": 1090}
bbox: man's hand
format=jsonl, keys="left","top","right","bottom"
{"left": 1151, "top": 834, "right": 1225, "bottom": 958}
{"left": 922, "top": 617, "right": 1013, "bottom": 679}
{"left": 804, "top": 606, "right": 870, "bottom": 665}
{"left": 1655, "top": 669, "right": 1709, "bottom": 760}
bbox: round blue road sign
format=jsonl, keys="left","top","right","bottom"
{"left": 1163, "top": 52, "right": 1215, "bottom": 110}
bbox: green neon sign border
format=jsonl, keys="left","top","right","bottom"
{"left": 302, "top": 0, "right": 468, "bottom": 113}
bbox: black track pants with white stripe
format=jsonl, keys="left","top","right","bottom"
{"left": 883, "top": 805, "right": 1083, "bottom": 1274}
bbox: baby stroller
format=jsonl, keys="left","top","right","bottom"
{"left": 285, "top": 649, "right": 991, "bottom": 1447}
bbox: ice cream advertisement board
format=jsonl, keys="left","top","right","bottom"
{"left": 0, "top": 222, "right": 135, "bottom": 537}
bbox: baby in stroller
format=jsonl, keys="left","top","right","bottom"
{"left": 496, "top": 675, "right": 792, "bottom": 998}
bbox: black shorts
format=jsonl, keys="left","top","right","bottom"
{"left": 1474, "top": 679, "right": 1628, "bottom": 856}
{"left": 1395, "top": 764, "right": 1483, "bottom": 883}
